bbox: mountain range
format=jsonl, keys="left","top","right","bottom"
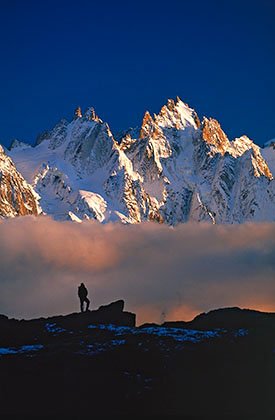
{"left": 1, "top": 97, "right": 274, "bottom": 223}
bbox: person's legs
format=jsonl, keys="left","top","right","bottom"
{"left": 80, "top": 299, "right": 84, "bottom": 312}
{"left": 85, "top": 297, "right": 90, "bottom": 311}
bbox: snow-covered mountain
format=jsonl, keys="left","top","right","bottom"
{"left": 5, "top": 98, "right": 275, "bottom": 223}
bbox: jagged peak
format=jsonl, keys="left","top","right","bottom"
{"left": 0, "top": 146, "right": 15, "bottom": 173}
{"left": 240, "top": 147, "right": 273, "bottom": 180}
{"left": 166, "top": 96, "right": 192, "bottom": 111}
{"left": 35, "top": 131, "right": 50, "bottom": 146}
{"left": 234, "top": 134, "right": 252, "bottom": 143}
{"left": 229, "top": 136, "right": 273, "bottom": 179}
{"left": 140, "top": 111, "right": 154, "bottom": 139}
{"left": 229, "top": 135, "right": 254, "bottom": 157}
{"left": 73, "top": 106, "right": 103, "bottom": 124}
{"left": 84, "top": 107, "right": 103, "bottom": 123}
{"left": 176, "top": 98, "right": 201, "bottom": 128}
{"left": 175, "top": 96, "right": 192, "bottom": 109}
{"left": 201, "top": 117, "right": 230, "bottom": 155}
{"left": 74, "top": 106, "right": 82, "bottom": 119}
{"left": 119, "top": 134, "right": 137, "bottom": 151}
{"left": 139, "top": 110, "right": 164, "bottom": 141}
{"left": 115, "top": 127, "right": 140, "bottom": 145}
{"left": 0, "top": 150, "right": 40, "bottom": 217}
{"left": 143, "top": 110, "right": 153, "bottom": 123}
{"left": 9, "top": 139, "right": 31, "bottom": 151}
{"left": 166, "top": 98, "right": 176, "bottom": 111}
{"left": 0, "top": 145, "right": 13, "bottom": 160}
{"left": 155, "top": 97, "right": 200, "bottom": 130}
{"left": 263, "top": 138, "right": 275, "bottom": 149}
{"left": 251, "top": 148, "right": 273, "bottom": 180}
{"left": 158, "top": 99, "right": 177, "bottom": 117}
{"left": 35, "top": 118, "right": 69, "bottom": 147}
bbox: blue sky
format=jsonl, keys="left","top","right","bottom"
{"left": 0, "top": 0, "right": 274, "bottom": 147}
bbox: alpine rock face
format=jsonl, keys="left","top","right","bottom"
{"left": 0, "top": 145, "right": 40, "bottom": 218}
{"left": 4, "top": 98, "right": 275, "bottom": 224}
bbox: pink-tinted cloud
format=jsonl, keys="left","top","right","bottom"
{"left": 0, "top": 216, "right": 274, "bottom": 325}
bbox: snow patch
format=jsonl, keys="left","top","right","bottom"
{"left": 0, "top": 344, "right": 44, "bottom": 356}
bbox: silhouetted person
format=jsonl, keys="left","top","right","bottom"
{"left": 78, "top": 283, "right": 90, "bottom": 312}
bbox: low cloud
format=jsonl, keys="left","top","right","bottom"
{"left": 0, "top": 216, "right": 274, "bottom": 325}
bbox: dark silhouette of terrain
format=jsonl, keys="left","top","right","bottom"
{"left": 0, "top": 302, "right": 274, "bottom": 418}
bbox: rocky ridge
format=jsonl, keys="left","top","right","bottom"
{"left": 0, "top": 303, "right": 274, "bottom": 416}
{"left": 0, "top": 145, "right": 40, "bottom": 218}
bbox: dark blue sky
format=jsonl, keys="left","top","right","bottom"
{"left": 0, "top": 0, "right": 274, "bottom": 147}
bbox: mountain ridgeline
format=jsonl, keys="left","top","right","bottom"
{"left": 1, "top": 304, "right": 275, "bottom": 416}
{"left": 1, "top": 98, "right": 275, "bottom": 223}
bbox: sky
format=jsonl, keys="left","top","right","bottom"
{"left": 0, "top": 217, "right": 274, "bottom": 324}
{"left": 0, "top": 0, "right": 274, "bottom": 148}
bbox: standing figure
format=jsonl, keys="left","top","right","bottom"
{"left": 78, "top": 283, "right": 90, "bottom": 312}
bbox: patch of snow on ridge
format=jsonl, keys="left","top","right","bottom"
{"left": 137, "top": 326, "right": 221, "bottom": 343}
{"left": 45, "top": 323, "right": 66, "bottom": 334}
{"left": 234, "top": 329, "right": 248, "bottom": 337}
{"left": 0, "top": 344, "right": 44, "bottom": 356}
{"left": 88, "top": 324, "right": 222, "bottom": 343}
{"left": 88, "top": 324, "right": 133, "bottom": 334}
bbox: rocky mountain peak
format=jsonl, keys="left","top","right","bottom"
{"left": 84, "top": 107, "right": 103, "bottom": 123}
{"left": 9, "top": 139, "right": 31, "bottom": 150}
{"left": 35, "top": 119, "right": 69, "bottom": 147}
{"left": 230, "top": 135, "right": 254, "bottom": 156}
{"left": 228, "top": 136, "right": 273, "bottom": 180}
{"left": 264, "top": 139, "right": 275, "bottom": 149}
{"left": 249, "top": 147, "right": 273, "bottom": 180}
{"left": 201, "top": 117, "right": 230, "bottom": 155}
{"left": 166, "top": 98, "right": 176, "bottom": 111}
{"left": 154, "top": 97, "right": 200, "bottom": 131}
{"left": 74, "top": 106, "right": 82, "bottom": 119}
{"left": 140, "top": 111, "right": 154, "bottom": 139}
{"left": 0, "top": 147, "right": 40, "bottom": 218}
{"left": 119, "top": 134, "right": 137, "bottom": 151}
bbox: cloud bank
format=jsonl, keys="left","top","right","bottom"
{"left": 0, "top": 216, "right": 274, "bottom": 325}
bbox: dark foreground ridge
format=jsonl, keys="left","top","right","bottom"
{"left": 1, "top": 301, "right": 275, "bottom": 418}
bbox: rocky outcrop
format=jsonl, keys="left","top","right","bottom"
{"left": 201, "top": 117, "right": 231, "bottom": 155}
{"left": 0, "top": 300, "right": 135, "bottom": 347}
{"left": 163, "top": 307, "right": 275, "bottom": 330}
{"left": 0, "top": 146, "right": 40, "bottom": 218}
{"left": 74, "top": 106, "right": 82, "bottom": 119}
{"left": 0, "top": 305, "right": 274, "bottom": 417}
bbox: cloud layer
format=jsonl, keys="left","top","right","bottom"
{"left": 0, "top": 216, "right": 274, "bottom": 325}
